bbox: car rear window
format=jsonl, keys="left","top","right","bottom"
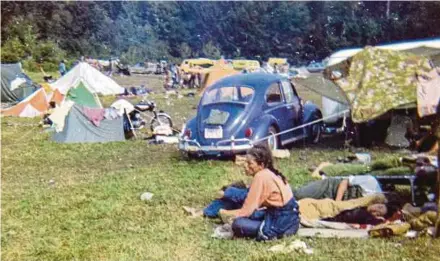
{"left": 202, "top": 86, "right": 254, "bottom": 105}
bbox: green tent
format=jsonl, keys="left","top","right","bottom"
{"left": 324, "top": 47, "right": 432, "bottom": 123}
{"left": 66, "top": 82, "right": 101, "bottom": 108}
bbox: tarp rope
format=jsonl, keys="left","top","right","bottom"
{"left": 253, "top": 109, "right": 350, "bottom": 144}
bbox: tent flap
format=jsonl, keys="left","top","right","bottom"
{"left": 66, "top": 82, "right": 101, "bottom": 108}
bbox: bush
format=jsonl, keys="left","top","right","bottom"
{"left": 21, "top": 59, "right": 40, "bottom": 72}
{"left": 0, "top": 37, "right": 26, "bottom": 63}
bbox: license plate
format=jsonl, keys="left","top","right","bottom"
{"left": 204, "top": 128, "right": 223, "bottom": 139}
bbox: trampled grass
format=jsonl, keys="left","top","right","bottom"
{"left": 1, "top": 74, "right": 439, "bottom": 261}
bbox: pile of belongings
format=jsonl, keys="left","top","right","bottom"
{"left": 121, "top": 86, "right": 153, "bottom": 97}
{"left": 368, "top": 202, "right": 438, "bottom": 238}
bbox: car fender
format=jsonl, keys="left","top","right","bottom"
{"left": 182, "top": 117, "right": 197, "bottom": 138}
{"left": 303, "top": 102, "right": 322, "bottom": 123}
{"left": 247, "top": 114, "right": 279, "bottom": 143}
{"left": 302, "top": 102, "right": 322, "bottom": 136}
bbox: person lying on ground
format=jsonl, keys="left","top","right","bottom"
{"left": 322, "top": 202, "right": 399, "bottom": 226}
{"left": 218, "top": 144, "right": 300, "bottom": 241}
{"left": 297, "top": 193, "right": 396, "bottom": 225}
{"left": 204, "top": 174, "right": 382, "bottom": 218}
{"left": 293, "top": 175, "right": 382, "bottom": 201}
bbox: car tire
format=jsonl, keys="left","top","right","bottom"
{"left": 266, "top": 126, "right": 279, "bottom": 151}
{"left": 307, "top": 113, "right": 322, "bottom": 144}
{"left": 308, "top": 122, "right": 322, "bottom": 144}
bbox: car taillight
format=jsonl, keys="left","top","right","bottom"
{"left": 184, "top": 129, "right": 192, "bottom": 138}
{"left": 245, "top": 128, "right": 253, "bottom": 138}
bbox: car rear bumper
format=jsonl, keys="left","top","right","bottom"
{"left": 179, "top": 137, "right": 253, "bottom": 155}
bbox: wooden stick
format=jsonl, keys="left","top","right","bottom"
{"left": 435, "top": 103, "right": 440, "bottom": 238}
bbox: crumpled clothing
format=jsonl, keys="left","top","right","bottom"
{"left": 82, "top": 107, "right": 105, "bottom": 126}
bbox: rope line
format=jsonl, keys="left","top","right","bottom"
{"left": 253, "top": 109, "right": 350, "bottom": 144}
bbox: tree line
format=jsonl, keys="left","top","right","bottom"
{"left": 1, "top": 1, "right": 440, "bottom": 71}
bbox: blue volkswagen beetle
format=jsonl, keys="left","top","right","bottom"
{"left": 179, "top": 73, "right": 322, "bottom": 157}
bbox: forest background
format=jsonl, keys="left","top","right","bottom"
{"left": 1, "top": 1, "right": 440, "bottom": 71}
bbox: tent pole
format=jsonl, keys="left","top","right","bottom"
{"left": 435, "top": 103, "right": 440, "bottom": 238}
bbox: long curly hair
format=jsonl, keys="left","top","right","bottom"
{"left": 246, "top": 143, "right": 288, "bottom": 184}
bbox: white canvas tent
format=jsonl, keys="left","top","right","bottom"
{"left": 49, "top": 62, "right": 124, "bottom": 95}
{"left": 327, "top": 38, "right": 440, "bottom": 66}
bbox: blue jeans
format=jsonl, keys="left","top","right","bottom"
{"left": 203, "top": 187, "right": 248, "bottom": 218}
{"left": 204, "top": 187, "right": 266, "bottom": 220}
{"left": 232, "top": 198, "right": 300, "bottom": 241}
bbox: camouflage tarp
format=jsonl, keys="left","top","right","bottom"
{"left": 330, "top": 47, "right": 432, "bottom": 123}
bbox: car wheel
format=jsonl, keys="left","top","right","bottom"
{"left": 307, "top": 113, "right": 322, "bottom": 144}
{"left": 309, "top": 122, "right": 322, "bottom": 144}
{"left": 267, "top": 126, "right": 279, "bottom": 151}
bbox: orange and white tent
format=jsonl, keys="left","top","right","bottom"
{"left": 1, "top": 88, "right": 49, "bottom": 117}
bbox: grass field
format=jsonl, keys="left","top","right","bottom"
{"left": 1, "top": 72, "right": 439, "bottom": 261}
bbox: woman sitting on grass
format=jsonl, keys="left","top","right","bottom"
{"left": 219, "top": 144, "right": 300, "bottom": 241}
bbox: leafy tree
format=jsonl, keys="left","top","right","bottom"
{"left": 202, "top": 41, "right": 221, "bottom": 59}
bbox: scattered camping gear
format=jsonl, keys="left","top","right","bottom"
{"left": 1, "top": 63, "right": 40, "bottom": 103}
{"left": 1, "top": 88, "right": 48, "bottom": 117}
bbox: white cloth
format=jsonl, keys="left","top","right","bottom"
{"left": 10, "top": 77, "right": 27, "bottom": 90}
{"left": 417, "top": 67, "right": 440, "bottom": 117}
{"left": 49, "top": 100, "right": 75, "bottom": 132}
{"left": 347, "top": 175, "right": 382, "bottom": 196}
{"left": 110, "top": 99, "right": 135, "bottom": 116}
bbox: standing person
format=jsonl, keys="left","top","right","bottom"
{"left": 58, "top": 60, "right": 67, "bottom": 76}
{"left": 108, "top": 58, "right": 113, "bottom": 76}
{"left": 219, "top": 144, "right": 299, "bottom": 241}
